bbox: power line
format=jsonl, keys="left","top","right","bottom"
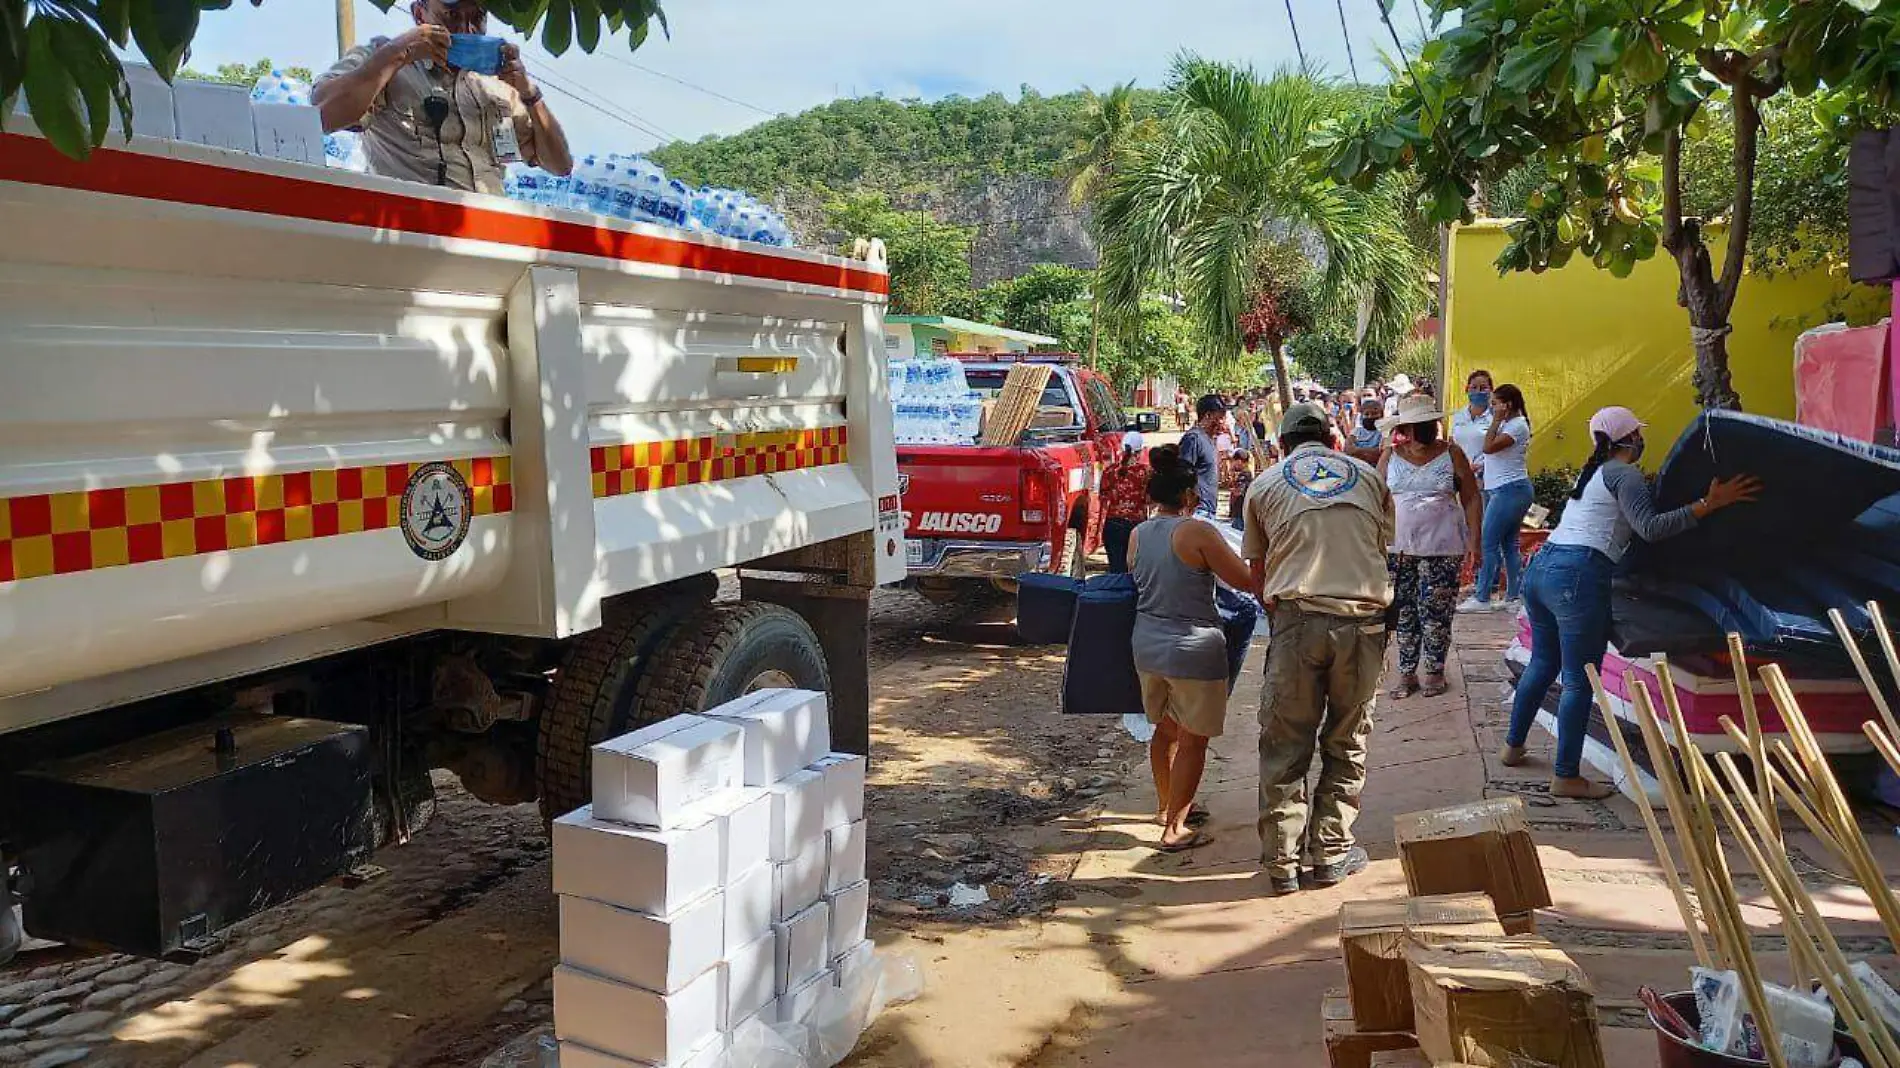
{"left": 585, "top": 51, "right": 778, "bottom": 119}
{"left": 1282, "top": 0, "right": 1310, "bottom": 70}
{"left": 531, "top": 72, "right": 672, "bottom": 143}
{"left": 1335, "top": 0, "right": 1362, "bottom": 83}
{"left": 526, "top": 49, "right": 682, "bottom": 142}
{"left": 1410, "top": 0, "right": 1429, "bottom": 37}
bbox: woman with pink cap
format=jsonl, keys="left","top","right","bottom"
{"left": 1501, "top": 406, "right": 1761, "bottom": 798}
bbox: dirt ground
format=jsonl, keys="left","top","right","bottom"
{"left": 10, "top": 581, "right": 1900, "bottom": 1067}
{"left": 0, "top": 584, "right": 1134, "bottom": 1068}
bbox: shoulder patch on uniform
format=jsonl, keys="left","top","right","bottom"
{"left": 1283, "top": 450, "right": 1360, "bottom": 500}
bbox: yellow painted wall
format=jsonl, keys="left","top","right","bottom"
{"left": 1446, "top": 222, "right": 1872, "bottom": 473}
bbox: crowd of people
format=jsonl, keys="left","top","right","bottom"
{"left": 1111, "top": 378, "right": 1763, "bottom": 880}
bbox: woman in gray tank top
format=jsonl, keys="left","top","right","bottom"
{"left": 1128, "top": 445, "right": 1257, "bottom": 852}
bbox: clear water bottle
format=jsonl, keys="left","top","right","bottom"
{"left": 545, "top": 171, "right": 571, "bottom": 209}
{"left": 567, "top": 155, "right": 599, "bottom": 213}
{"left": 590, "top": 159, "right": 620, "bottom": 216}
{"left": 661, "top": 180, "right": 690, "bottom": 228}
{"left": 515, "top": 168, "right": 544, "bottom": 205}
{"left": 609, "top": 165, "right": 640, "bottom": 220}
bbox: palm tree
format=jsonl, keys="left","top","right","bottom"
{"left": 1095, "top": 57, "right": 1427, "bottom": 408}
{"left": 1062, "top": 82, "right": 1155, "bottom": 367}
{"left": 1061, "top": 81, "right": 1152, "bottom": 207}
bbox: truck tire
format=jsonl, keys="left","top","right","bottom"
{"left": 535, "top": 606, "right": 691, "bottom": 821}
{"left": 633, "top": 603, "right": 830, "bottom": 723}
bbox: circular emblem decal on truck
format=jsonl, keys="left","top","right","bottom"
{"left": 400, "top": 461, "right": 473, "bottom": 561}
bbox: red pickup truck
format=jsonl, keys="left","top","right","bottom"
{"left": 898, "top": 354, "right": 1160, "bottom": 599}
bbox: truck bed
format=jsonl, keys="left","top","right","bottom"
{"left": 0, "top": 129, "right": 901, "bottom": 734}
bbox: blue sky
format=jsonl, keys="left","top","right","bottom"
{"left": 184, "top": 0, "right": 1424, "bottom": 156}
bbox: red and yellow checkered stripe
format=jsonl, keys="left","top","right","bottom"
{"left": 0, "top": 457, "right": 513, "bottom": 583}
{"left": 592, "top": 427, "right": 848, "bottom": 499}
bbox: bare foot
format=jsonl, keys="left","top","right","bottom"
{"left": 1420, "top": 674, "right": 1449, "bottom": 697}
{"left": 1499, "top": 744, "right": 1528, "bottom": 767}
{"left": 1389, "top": 675, "right": 1419, "bottom": 700}
{"left": 1552, "top": 776, "right": 1615, "bottom": 800}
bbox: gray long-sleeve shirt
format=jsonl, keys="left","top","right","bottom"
{"left": 1547, "top": 460, "right": 1698, "bottom": 562}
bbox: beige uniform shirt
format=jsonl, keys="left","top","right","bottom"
{"left": 1241, "top": 442, "right": 1395, "bottom": 618}
{"left": 319, "top": 38, "right": 540, "bottom": 195}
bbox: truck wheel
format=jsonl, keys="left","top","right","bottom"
{"left": 535, "top": 606, "right": 690, "bottom": 821}
{"left": 633, "top": 603, "right": 829, "bottom": 723}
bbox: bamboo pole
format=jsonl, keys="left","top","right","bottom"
{"left": 1671, "top": 742, "right": 1790, "bottom": 1068}
{"left": 1829, "top": 606, "right": 1900, "bottom": 742}
{"left": 1868, "top": 599, "right": 1900, "bottom": 732}
{"left": 1867, "top": 720, "right": 1900, "bottom": 782}
{"left": 1727, "top": 633, "right": 1778, "bottom": 842}
{"left": 1708, "top": 751, "right": 1900, "bottom": 1068}
{"left": 1628, "top": 677, "right": 1738, "bottom": 971}
{"left": 1762, "top": 665, "right": 1900, "bottom": 952}
{"left": 1715, "top": 718, "right": 1847, "bottom": 860}
{"left": 1588, "top": 664, "right": 1712, "bottom": 967}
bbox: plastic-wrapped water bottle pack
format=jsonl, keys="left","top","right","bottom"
{"left": 249, "top": 70, "right": 370, "bottom": 173}
{"left": 889, "top": 358, "right": 982, "bottom": 445}
{"left": 503, "top": 153, "right": 795, "bottom": 247}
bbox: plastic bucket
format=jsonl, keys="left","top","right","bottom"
{"left": 1651, "top": 991, "right": 1842, "bottom": 1068}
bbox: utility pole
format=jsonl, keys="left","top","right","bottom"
{"left": 336, "top": 0, "right": 356, "bottom": 59}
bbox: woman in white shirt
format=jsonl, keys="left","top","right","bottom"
{"left": 1501, "top": 407, "right": 1760, "bottom": 798}
{"left": 1449, "top": 369, "right": 1494, "bottom": 485}
{"left": 1463, "top": 383, "right": 1534, "bottom": 611}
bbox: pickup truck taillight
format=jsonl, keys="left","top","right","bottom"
{"left": 1020, "top": 468, "right": 1049, "bottom": 525}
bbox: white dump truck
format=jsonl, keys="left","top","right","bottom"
{"left": 0, "top": 125, "right": 902, "bottom": 961}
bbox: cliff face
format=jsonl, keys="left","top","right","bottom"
{"left": 781, "top": 176, "right": 1098, "bottom": 287}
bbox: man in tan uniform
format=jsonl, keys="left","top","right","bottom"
{"left": 1241, "top": 402, "right": 1394, "bottom": 896}
{"left": 314, "top": 0, "right": 573, "bottom": 195}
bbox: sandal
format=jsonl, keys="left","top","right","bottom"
{"left": 1156, "top": 829, "right": 1214, "bottom": 853}
{"left": 1389, "top": 675, "right": 1419, "bottom": 700}
{"left": 1553, "top": 776, "right": 1616, "bottom": 800}
{"left": 1420, "top": 674, "right": 1449, "bottom": 698}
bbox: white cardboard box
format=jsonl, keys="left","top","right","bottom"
{"left": 251, "top": 102, "right": 324, "bottom": 164}
{"left": 172, "top": 79, "right": 257, "bottom": 153}
{"left": 559, "top": 889, "right": 724, "bottom": 995}
{"left": 110, "top": 62, "right": 176, "bottom": 139}
{"left": 779, "top": 967, "right": 836, "bottom": 1027}
{"left": 553, "top": 805, "right": 720, "bottom": 917}
{"left": 810, "top": 752, "right": 867, "bottom": 829}
{"left": 833, "top": 938, "right": 876, "bottom": 987}
{"left": 823, "top": 880, "right": 870, "bottom": 961}
{"left": 593, "top": 716, "right": 742, "bottom": 829}
{"left": 724, "top": 862, "right": 774, "bottom": 955}
{"left": 718, "top": 928, "right": 776, "bottom": 1029}
{"left": 559, "top": 1037, "right": 725, "bottom": 1068}
{"left": 702, "top": 689, "right": 831, "bottom": 786}
{"left": 737, "top": 999, "right": 778, "bottom": 1034}
{"left": 772, "top": 836, "right": 827, "bottom": 922}
{"left": 706, "top": 787, "right": 772, "bottom": 881}
{"left": 553, "top": 964, "right": 720, "bottom": 1067}
{"left": 824, "top": 819, "right": 867, "bottom": 892}
{"left": 765, "top": 768, "right": 825, "bottom": 861}
{"left": 773, "top": 900, "right": 830, "bottom": 995}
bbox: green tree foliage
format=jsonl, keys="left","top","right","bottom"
{"left": 1095, "top": 57, "right": 1429, "bottom": 406}
{"left": 652, "top": 87, "right": 1166, "bottom": 196}
{"left": 1060, "top": 82, "right": 1156, "bottom": 207}
{"left": 180, "top": 58, "right": 314, "bottom": 87}
{"left": 1326, "top": 0, "right": 1900, "bottom": 410}
{"left": 824, "top": 192, "right": 973, "bottom": 317}
{"left": 1286, "top": 331, "right": 1391, "bottom": 388}
{"left": 3, "top": 0, "right": 667, "bottom": 160}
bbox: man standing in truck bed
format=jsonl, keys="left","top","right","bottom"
{"left": 314, "top": 0, "right": 573, "bottom": 195}
{"left": 1241, "top": 402, "right": 1394, "bottom": 897}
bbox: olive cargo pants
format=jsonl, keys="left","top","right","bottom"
{"left": 1256, "top": 603, "right": 1388, "bottom": 881}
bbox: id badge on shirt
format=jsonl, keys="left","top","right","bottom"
{"left": 491, "top": 117, "right": 520, "bottom": 163}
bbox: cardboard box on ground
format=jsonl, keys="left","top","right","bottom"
{"left": 549, "top": 689, "right": 877, "bottom": 1067}
{"left": 1322, "top": 990, "right": 1420, "bottom": 1068}
{"left": 1338, "top": 893, "right": 1503, "bottom": 1032}
{"left": 1395, "top": 797, "right": 1553, "bottom": 916}
{"left": 1405, "top": 937, "right": 1605, "bottom": 1068}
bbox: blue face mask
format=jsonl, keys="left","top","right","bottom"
{"left": 1468, "top": 390, "right": 1491, "bottom": 407}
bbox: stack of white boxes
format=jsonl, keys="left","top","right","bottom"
{"left": 552, "top": 690, "right": 871, "bottom": 1067}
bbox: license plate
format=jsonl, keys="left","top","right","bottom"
{"left": 905, "top": 540, "right": 924, "bottom": 566}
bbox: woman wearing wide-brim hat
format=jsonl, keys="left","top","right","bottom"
{"left": 1376, "top": 394, "right": 1483, "bottom": 698}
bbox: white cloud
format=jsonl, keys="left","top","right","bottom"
{"left": 184, "top": 0, "right": 1413, "bottom": 157}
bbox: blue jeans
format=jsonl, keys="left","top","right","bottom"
{"left": 1506, "top": 543, "right": 1614, "bottom": 779}
{"left": 1475, "top": 479, "right": 1535, "bottom": 601}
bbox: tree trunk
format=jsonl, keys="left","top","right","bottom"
{"left": 1270, "top": 339, "right": 1293, "bottom": 411}
{"left": 1671, "top": 230, "right": 1742, "bottom": 411}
